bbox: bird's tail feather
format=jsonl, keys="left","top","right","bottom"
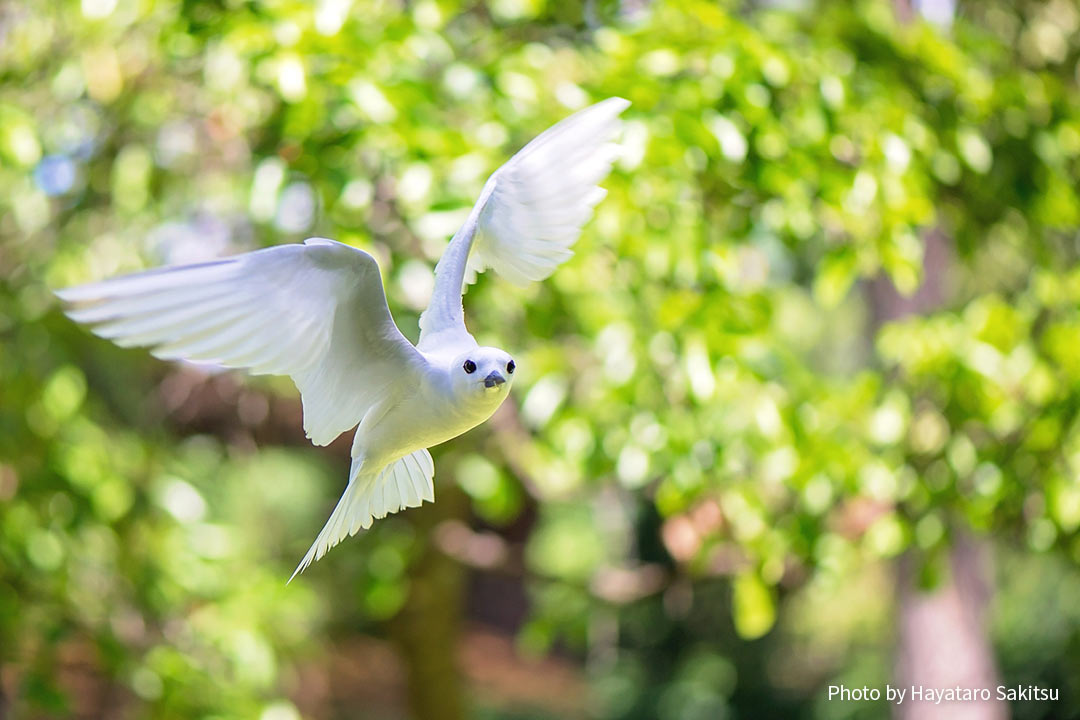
{"left": 288, "top": 448, "right": 435, "bottom": 583}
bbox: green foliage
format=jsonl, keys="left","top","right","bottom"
{"left": 4, "top": 0, "right": 1080, "bottom": 717}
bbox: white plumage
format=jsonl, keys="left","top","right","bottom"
{"left": 57, "top": 97, "right": 629, "bottom": 579}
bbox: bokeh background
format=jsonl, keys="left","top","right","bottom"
{"left": 4, "top": 0, "right": 1080, "bottom": 718}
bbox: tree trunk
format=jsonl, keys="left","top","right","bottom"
{"left": 869, "top": 229, "right": 1006, "bottom": 719}
{"left": 386, "top": 484, "right": 470, "bottom": 720}
{"left": 894, "top": 534, "right": 1007, "bottom": 719}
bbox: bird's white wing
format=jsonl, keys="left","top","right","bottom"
{"left": 57, "top": 238, "right": 425, "bottom": 446}
{"left": 418, "top": 97, "right": 629, "bottom": 351}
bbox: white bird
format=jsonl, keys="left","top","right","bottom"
{"left": 57, "top": 97, "right": 629, "bottom": 580}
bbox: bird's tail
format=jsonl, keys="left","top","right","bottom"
{"left": 288, "top": 448, "right": 435, "bottom": 583}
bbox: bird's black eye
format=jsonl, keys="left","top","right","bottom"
{"left": 506, "top": 360, "right": 515, "bottom": 374}
{"left": 463, "top": 359, "right": 477, "bottom": 374}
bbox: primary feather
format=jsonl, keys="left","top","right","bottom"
{"left": 418, "top": 97, "right": 629, "bottom": 351}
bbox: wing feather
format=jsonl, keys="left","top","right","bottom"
{"left": 58, "top": 238, "right": 424, "bottom": 446}
{"left": 418, "top": 98, "right": 628, "bottom": 349}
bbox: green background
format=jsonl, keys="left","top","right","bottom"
{"left": 3, "top": 0, "right": 1080, "bottom": 717}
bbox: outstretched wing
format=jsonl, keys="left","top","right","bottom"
{"left": 57, "top": 238, "right": 424, "bottom": 446}
{"left": 417, "top": 97, "right": 629, "bottom": 352}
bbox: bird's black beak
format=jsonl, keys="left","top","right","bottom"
{"left": 484, "top": 371, "right": 506, "bottom": 388}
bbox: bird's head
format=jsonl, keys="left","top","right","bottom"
{"left": 451, "top": 346, "right": 515, "bottom": 403}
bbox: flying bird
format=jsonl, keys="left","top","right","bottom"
{"left": 57, "top": 97, "right": 629, "bottom": 580}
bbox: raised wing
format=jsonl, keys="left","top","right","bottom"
{"left": 57, "top": 238, "right": 424, "bottom": 446}
{"left": 417, "top": 97, "right": 629, "bottom": 352}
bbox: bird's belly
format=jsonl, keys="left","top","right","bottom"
{"left": 359, "top": 392, "right": 500, "bottom": 465}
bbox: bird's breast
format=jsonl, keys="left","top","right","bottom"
{"left": 358, "top": 381, "right": 504, "bottom": 461}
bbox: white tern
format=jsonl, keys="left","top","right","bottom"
{"left": 57, "top": 97, "right": 630, "bottom": 580}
